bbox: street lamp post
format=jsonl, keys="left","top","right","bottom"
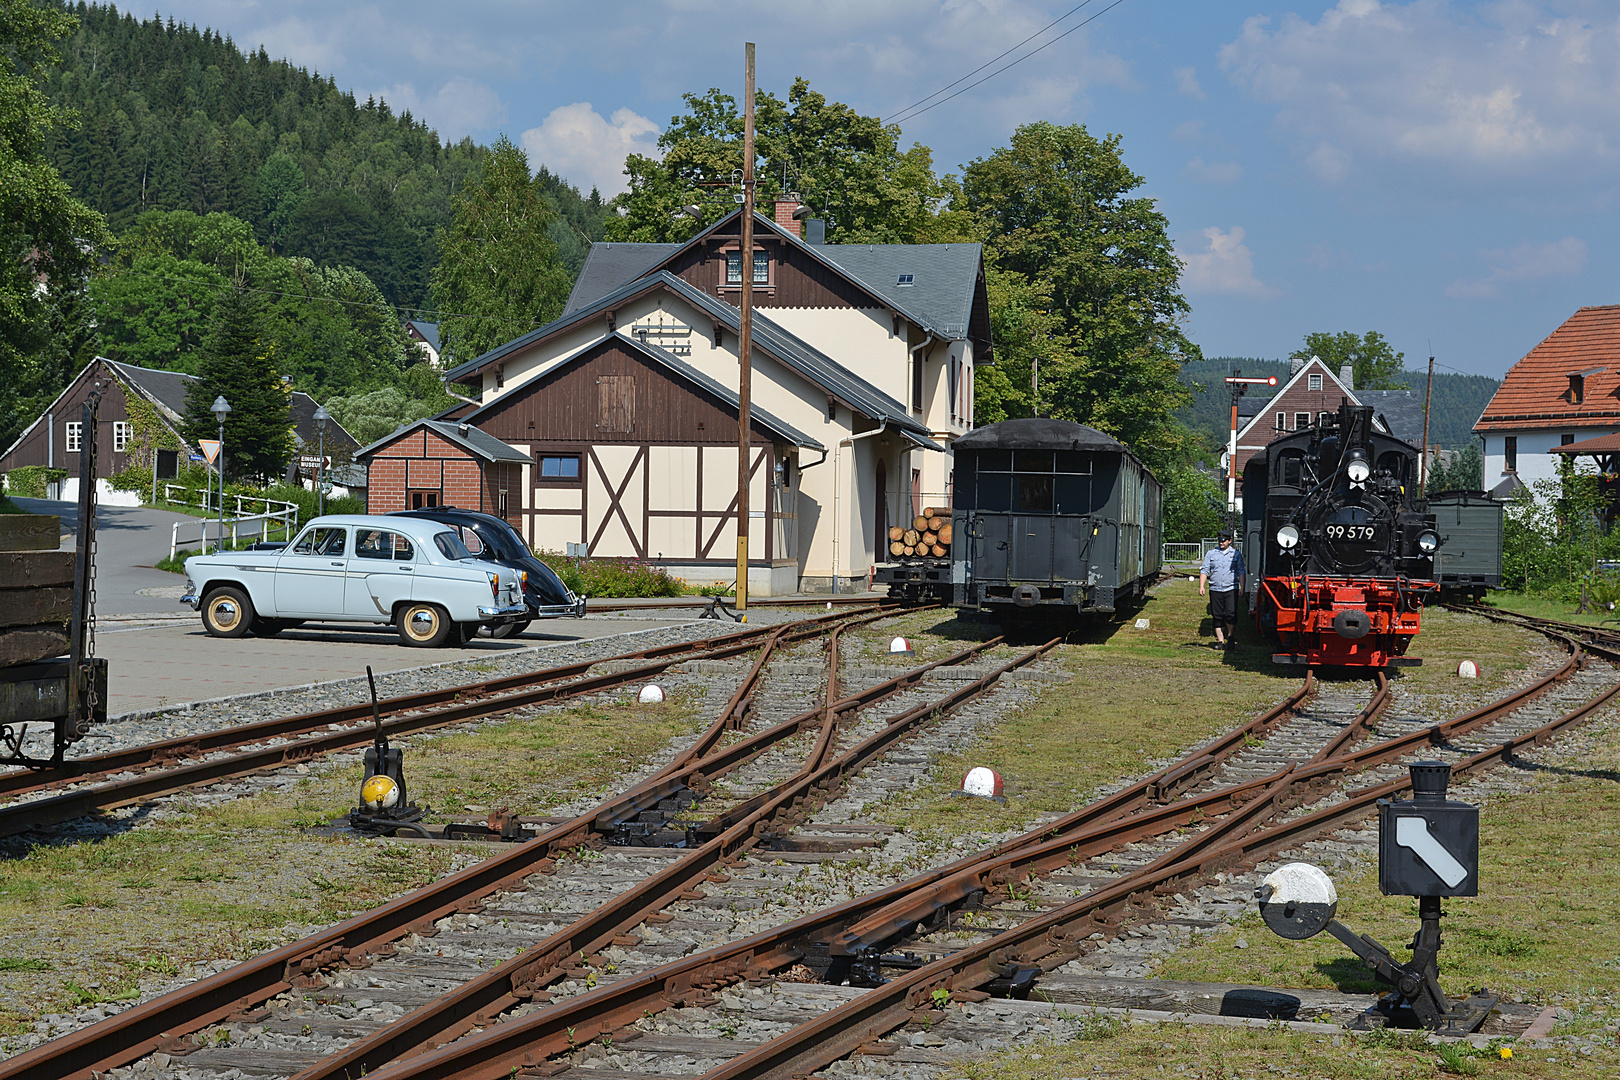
{"left": 312, "top": 405, "right": 330, "bottom": 518}
{"left": 212, "top": 395, "right": 230, "bottom": 552}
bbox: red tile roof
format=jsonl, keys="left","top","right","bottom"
{"left": 1551, "top": 431, "right": 1620, "bottom": 454}
{"left": 1476, "top": 305, "right": 1620, "bottom": 432}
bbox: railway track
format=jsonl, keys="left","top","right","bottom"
{"left": 6, "top": 611, "right": 1614, "bottom": 1080}
{"left": 0, "top": 606, "right": 908, "bottom": 838}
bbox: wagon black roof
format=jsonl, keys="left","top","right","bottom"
{"left": 955, "top": 418, "right": 1128, "bottom": 454}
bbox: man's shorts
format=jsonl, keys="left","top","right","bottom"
{"left": 1209, "top": 589, "right": 1238, "bottom": 624}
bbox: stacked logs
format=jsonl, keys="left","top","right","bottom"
{"left": 887, "top": 507, "right": 952, "bottom": 559}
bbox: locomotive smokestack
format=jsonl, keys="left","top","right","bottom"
{"left": 1339, "top": 363, "right": 1354, "bottom": 390}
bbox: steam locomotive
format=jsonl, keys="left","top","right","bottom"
{"left": 1241, "top": 402, "right": 1441, "bottom": 668}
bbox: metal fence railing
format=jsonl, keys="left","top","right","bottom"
{"left": 1162, "top": 542, "right": 1203, "bottom": 565}
{"left": 169, "top": 508, "right": 301, "bottom": 561}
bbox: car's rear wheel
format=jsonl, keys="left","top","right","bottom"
{"left": 488, "top": 619, "right": 531, "bottom": 639}
{"left": 397, "top": 602, "right": 453, "bottom": 647}
{"left": 202, "top": 587, "right": 254, "bottom": 638}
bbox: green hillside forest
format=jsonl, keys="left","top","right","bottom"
{"left": 1177, "top": 357, "right": 1499, "bottom": 454}
{"left": 41, "top": 2, "right": 610, "bottom": 306}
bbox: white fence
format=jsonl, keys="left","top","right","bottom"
{"left": 164, "top": 485, "right": 300, "bottom": 559}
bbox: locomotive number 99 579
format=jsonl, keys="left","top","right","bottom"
{"left": 1325, "top": 524, "right": 1378, "bottom": 541}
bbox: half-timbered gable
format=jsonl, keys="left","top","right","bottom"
{"left": 463, "top": 334, "right": 822, "bottom": 577}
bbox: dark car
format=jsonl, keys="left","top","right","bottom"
{"left": 392, "top": 507, "right": 584, "bottom": 636}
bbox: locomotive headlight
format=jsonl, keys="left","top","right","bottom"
{"left": 1276, "top": 524, "right": 1300, "bottom": 550}
{"left": 1417, "top": 529, "right": 1440, "bottom": 554}
{"left": 1345, "top": 451, "right": 1371, "bottom": 485}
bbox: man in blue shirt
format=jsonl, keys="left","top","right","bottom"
{"left": 1199, "top": 530, "right": 1246, "bottom": 650}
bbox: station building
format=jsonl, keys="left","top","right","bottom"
{"left": 369, "top": 205, "right": 992, "bottom": 594}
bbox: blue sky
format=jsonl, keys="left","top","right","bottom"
{"left": 150, "top": 1, "right": 1620, "bottom": 379}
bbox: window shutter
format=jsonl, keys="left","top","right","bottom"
{"left": 598, "top": 376, "right": 636, "bottom": 433}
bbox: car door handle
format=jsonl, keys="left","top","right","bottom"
{"left": 330, "top": 561, "right": 344, "bottom": 566}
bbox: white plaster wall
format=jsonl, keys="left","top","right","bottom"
{"left": 1480, "top": 428, "right": 1619, "bottom": 491}
{"left": 763, "top": 307, "right": 910, "bottom": 405}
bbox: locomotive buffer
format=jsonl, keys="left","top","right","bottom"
{"left": 1255, "top": 761, "right": 1499, "bottom": 1034}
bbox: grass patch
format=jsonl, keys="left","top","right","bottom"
{"left": 1479, "top": 590, "right": 1620, "bottom": 630}
{"left": 875, "top": 579, "right": 1304, "bottom": 841}
{"left": 1156, "top": 713, "right": 1620, "bottom": 1007}
{"left": 1382, "top": 606, "right": 1544, "bottom": 703}
{"left": 0, "top": 685, "right": 707, "bottom": 1032}
{"left": 951, "top": 1023, "right": 1620, "bottom": 1080}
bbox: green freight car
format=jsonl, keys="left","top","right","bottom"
{"left": 1428, "top": 490, "right": 1503, "bottom": 600}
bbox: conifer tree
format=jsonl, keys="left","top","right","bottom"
{"left": 184, "top": 288, "right": 293, "bottom": 482}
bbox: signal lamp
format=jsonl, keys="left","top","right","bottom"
{"left": 1417, "top": 529, "right": 1440, "bottom": 554}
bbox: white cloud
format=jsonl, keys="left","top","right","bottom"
{"left": 1220, "top": 1, "right": 1620, "bottom": 195}
{"left": 1183, "top": 157, "right": 1242, "bottom": 183}
{"left": 521, "top": 103, "right": 661, "bottom": 197}
{"left": 377, "top": 79, "right": 506, "bottom": 142}
{"left": 1179, "top": 227, "right": 1278, "bottom": 299}
{"left": 1445, "top": 237, "right": 1588, "bottom": 299}
{"left": 1173, "top": 66, "right": 1205, "bottom": 99}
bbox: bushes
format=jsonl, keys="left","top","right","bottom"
{"left": 534, "top": 551, "right": 685, "bottom": 598}
{"left": 1161, "top": 465, "right": 1225, "bottom": 544}
{"left": 3, "top": 466, "right": 68, "bottom": 498}
{"left": 1501, "top": 468, "right": 1620, "bottom": 602}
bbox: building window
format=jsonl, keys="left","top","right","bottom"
{"left": 497, "top": 489, "right": 508, "bottom": 517}
{"left": 113, "top": 421, "right": 132, "bottom": 452}
{"left": 65, "top": 421, "right": 81, "bottom": 452}
{"left": 1275, "top": 411, "right": 1287, "bottom": 431}
{"left": 725, "top": 250, "right": 769, "bottom": 285}
{"left": 1561, "top": 432, "right": 1576, "bottom": 446}
{"left": 1318, "top": 412, "right": 1330, "bottom": 427}
{"left": 1308, "top": 373, "right": 1323, "bottom": 391}
{"left": 1295, "top": 412, "right": 1311, "bottom": 431}
{"left": 539, "top": 455, "right": 581, "bottom": 479}
{"left": 1504, "top": 435, "right": 1518, "bottom": 472}
{"left": 409, "top": 490, "right": 439, "bottom": 509}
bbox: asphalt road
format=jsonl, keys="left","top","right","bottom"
{"left": 94, "top": 613, "right": 705, "bottom": 716}
{"left": 12, "top": 496, "right": 206, "bottom": 616}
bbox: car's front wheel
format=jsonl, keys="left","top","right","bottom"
{"left": 202, "top": 587, "right": 254, "bottom": 638}
{"left": 251, "top": 618, "right": 291, "bottom": 637}
{"left": 488, "top": 619, "right": 532, "bottom": 639}
{"left": 397, "top": 602, "right": 453, "bottom": 647}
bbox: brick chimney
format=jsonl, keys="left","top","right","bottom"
{"left": 774, "top": 192, "right": 802, "bottom": 238}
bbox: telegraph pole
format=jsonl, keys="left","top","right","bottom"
{"left": 735, "top": 41, "right": 755, "bottom": 616}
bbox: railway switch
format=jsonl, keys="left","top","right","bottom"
{"left": 349, "top": 666, "right": 426, "bottom": 836}
{"left": 1256, "top": 762, "right": 1496, "bottom": 1034}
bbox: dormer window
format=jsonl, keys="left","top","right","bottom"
{"left": 1570, "top": 373, "right": 1585, "bottom": 404}
{"left": 896, "top": 274, "right": 915, "bottom": 287}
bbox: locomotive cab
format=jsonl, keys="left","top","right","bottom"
{"left": 1245, "top": 402, "right": 1441, "bottom": 668}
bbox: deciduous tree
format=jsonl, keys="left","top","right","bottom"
{"left": 960, "top": 122, "right": 1200, "bottom": 473}
{"left": 610, "top": 79, "right": 952, "bottom": 245}
{"left": 0, "top": 0, "right": 110, "bottom": 446}
{"left": 431, "top": 137, "right": 571, "bottom": 362}
{"left": 1299, "top": 330, "right": 1406, "bottom": 391}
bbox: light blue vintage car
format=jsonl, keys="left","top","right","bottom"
{"left": 182, "top": 514, "right": 527, "bottom": 647}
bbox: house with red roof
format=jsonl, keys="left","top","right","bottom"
{"left": 1473, "top": 306, "right": 1620, "bottom": 496}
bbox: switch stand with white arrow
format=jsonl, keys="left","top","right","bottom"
{"left": 1255, "top": 761, "right": 1499, "bottom": 1034}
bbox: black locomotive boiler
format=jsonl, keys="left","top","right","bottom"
{"left": 1241, "top": 401, "right": 1441, "bottom": 668}
{"left": 952, "top": 418, "right": 1162, "bottom": 621}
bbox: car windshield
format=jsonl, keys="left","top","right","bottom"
{"left": 433, "top": 531, "right": 472, "bottom": 560}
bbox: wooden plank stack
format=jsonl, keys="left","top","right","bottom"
{"left": 887, "top": 507, "right": 953, "bottom": 559}
{"left": 0, "top": 515, "right": 73, "bottom": 667}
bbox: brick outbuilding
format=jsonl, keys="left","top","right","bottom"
{"left": 356, "top": 419, "right": 530, "bottom": 529}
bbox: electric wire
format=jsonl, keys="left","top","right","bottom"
{"left": 886, "top": 0, "right": 1131, "bottom": 128}
{"left": 881, "top": 0, "right": 1102, "bottom": 124}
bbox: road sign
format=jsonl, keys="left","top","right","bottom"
{"left": 1379, "top": 762, "right": 1478, "bottom": 897}
{"left": 198, "top": 439, "right": 222, "bottom": 464}
{"left": 188, "top": 454, "right": 205, "bottom": 462}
